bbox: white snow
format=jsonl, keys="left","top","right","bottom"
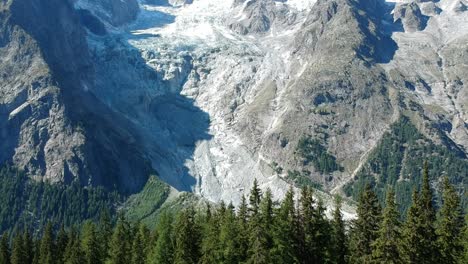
{"left": 381, "top": 0, "right": 468, "bottom": 151}
{"left": 84, "top": 0, "right": 356, "bottom": 216}
{"left": 119, "top": 0, "right": 311, "bottom": 206}
{"left": 286, "top": 0, "right": 317, "bottom": 11}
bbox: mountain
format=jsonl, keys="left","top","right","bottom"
{"left": 0, "top": 0, "right": 151, "bottom": 194}
{"left": 106, "top": 0, "right": 465, "bottom": 207}
{"left": 0, "top": 0, "right": 466, "bottom": 230}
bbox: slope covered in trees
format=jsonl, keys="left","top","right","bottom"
{"left": 0, "top": 167, "right": 466, "bottom": 264}
{"left": 344, "top": 116, "right": 468, "bottom": 215}
{"left": 0, "top": 166, "right": 122, "bottom": 234}
{"left": 0, "top": 165, "right": 173, "bottom": 235}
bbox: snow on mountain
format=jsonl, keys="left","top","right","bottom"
{"left": 84, "top": 0, "right": 344, "bottom": 209}
{"left": 77, "top": 0, "right": 466, "bottom": 218}
{"left": 381, "top": 0, "right": 468, "bottom": 151}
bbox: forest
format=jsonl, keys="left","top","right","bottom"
{"left": 0, "top": 163, "right": 466, "bottom": 264}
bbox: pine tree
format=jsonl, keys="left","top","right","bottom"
{"left": 32, "top": 239, "right": 40, "bottom": 264}
{"left": 64, "top": 232, "right": 84, "bottom": 264}
{"left": 107, "top": 215, "right": 131, "bottom": 264}
{"left": 0, "top": 232, "right": 10, "bottom": 264}
{"left": 237, "top": 195, "right": 249, "bottom": 262}
{"left": 22, "top": 230, "right": 34, "bottom": 264}
{"left": 219, "top": 203, "right": 241, "bottom": 264}
{"left": 401, "top": 166, "right": 439, "bottom": 264}
{"left": 312, "top": 198, "right": 333, "bottom": 262}
{"left": 11, "top": 233, "right": 26, "bottom": 264}
{"left": 98, "top": 209, "right": 113, "bottom": 261}
{"left": 372, "top": 189, "right": 402, "bottom": 264}
{"left": 401, "top": 190, "right": 423, "bottom": 263}
{"left": 55, "top": 225, "right": 68, "bottom": 263}
{"left": 148, "top": 212, "right": 173, "bottom": 264}
{"left": 331, "top": 196, "right": 347, "bottom": 264}
{"left": 39, "top": 222, "right": 56, "bottom": 264}
{"left": 436, "top": 177, "right": 464, "bottom": 263}
{"left": 62, "top": 227, "right": 78, "bottom": 263}
{"left": 247, "top": 188, "right": 272, "bottom": 264}
{"left": 402, "top": 163, "right": 439, "bottom": 264}
{"left": 298, "top": 186, "right": 331, "bottom": 263}
{"left": 199, "top": 204, "right": 221, "bottom": 264}
{"left": 298, "top": 186, "right": 314, "bottom": 263}
{"left": 81, "top": 221, "right": 102, "bottom": 264}
{"left": 461, "top": 215, "right": 468, "bottom": 264}
{"left": 349, "top": 184, "right": 381, "bottom": 263}
{"left": 249, "top": 179, "right": 262, "bottom": 215}
{"left": 173, "top": 207, "right": 201, "bottom": 264}
{"left": 271, "top": 187, "right": 299, "bottom": 264}
{"left": 131, "top": 223, "right": 149, "bottom": 264}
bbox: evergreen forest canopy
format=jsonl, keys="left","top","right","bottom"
{"left": 344, "top": 116, "right": 468, "bottom": 215}
{"left": 0, "top": 164, "right": 466, "bottom": 264}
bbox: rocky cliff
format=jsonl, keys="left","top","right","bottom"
{"left": 0, "top": 0, "right": 150, "bottom": 193}
{"left": 0, "top": 0, "right": 466, "bottom": 210}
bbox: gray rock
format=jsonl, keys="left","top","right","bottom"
{"left": 453, "top": 0, "right": 467, "bottom": 13}
{"left": 0, "top": 0, "right": 151, "bottom": 193}
{"left": 75, "top": 0, "right": 140, "bottom": 26}
{"left": 394, "top": 2, "right": 428, "bottom": 33}
{"left": 229, "top": 0, "right": 292, "bottom": 35}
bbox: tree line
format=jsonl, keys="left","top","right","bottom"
{"left": 0, "top": 164, "right": 466, "bottom": 264}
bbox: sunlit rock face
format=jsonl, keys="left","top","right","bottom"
{"left": 108, "top": 0, "right": 466, "bottom": 206}
{"left": 0, "top": 0, "right": 466, "bottom": 216}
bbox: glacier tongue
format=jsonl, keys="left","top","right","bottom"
{"left": 124, "top": 0, "right": 303, "bottom": 204}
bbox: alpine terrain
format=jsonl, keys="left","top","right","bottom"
{"left": 0, "top": 0, "right": 467, "bottom": 232}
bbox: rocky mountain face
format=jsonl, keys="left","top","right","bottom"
{"left": 0, "top": 0, "right": 151, "bottom": 193}
{"left": 0, "top": 0, "right": 466, "bottom": 212}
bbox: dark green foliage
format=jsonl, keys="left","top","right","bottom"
{"left": 237, "top": 195, "right": 249, "bottom": 262}
{"left": 462, "top": 215, "right": 468, "bottom": 264}
{"left": 249, "top": 179, "right": 262, "bottom": 215}
{"left": 81, "top": 221, "right": 101, "bottom": 264}
{"left": 401, "top": 169, "right": 439, "bottom": 264}
{"left": 285, "top": 170, "right": 324, "bottom": 190}
{"left": 108, "top": 216, "right": 132, "bottom": 264}
{"left": 131, "top": 223, "right": 150, "bottom": 264}
{"left": 298, "top": 186, "right": 332, "bottom": 264}
{"left": 38, "top": 223, "right": 55, "bottom": 264}
{"left": 55, "top": 225, "right": 68, "bottom": 263}
{"left": 10, "top": 233, "right": 26, "bottom": 264}
{"left": 247, "top": 189, "right": 273, "bottom": 264}
{"left": 173, "top": 207, "right": 201, "bottom": 264}
{"left": 0, "top": 232, "right": 10, "bottom": 264}
{"left": 344, "top": 117, "right": 468, "bottom": 215}
{"left": 219, "top": 203, "right": 241, "bottom": 264}
{"left": 148, "top": 212, "right": 173, "bottom": 264}
{"left": 0, "top": 166, "right": 122, "bottom": 234}
{"left": 437, "top": 177, "right": 465, "bottom": 264}
{"left": 0, "top": 166, "right": 465, "bottom": 264}
{"left": 331, "top": 196, "right": 348, "bottom": 264}
{"left": 22, "top": 230, "right": 33, "bottom": 264}
{"left": 296, "top": 137, "right": 343, "bottom": 174}
{"left": 271, "top": 188, "right": 299, "bottom": 264}
{"left": 349, "top": 184, "right": 382, "bottom": 263}
{"left": 63, "top": 229, "right": 84, "bottom": 264}
{"left": 372, "top": 189, "right": 403, "bottom": 264}
{"left": 199, "top": 204, "right": 221, "bottom": 264}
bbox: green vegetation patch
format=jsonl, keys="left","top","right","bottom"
{"left": 124, "top": 175, "right": 170, "bottom": 225}
{"left": 296, "top": 136, "right": 343, "bottom": 174}
{"left": 344, "top": 116, "right": 468, "bottom": 215}
{"left": 0, "top": 165, "right": 122, "bottom": 234}
{"left": 286, "top": 170, "right": 324, "bottom": 191}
